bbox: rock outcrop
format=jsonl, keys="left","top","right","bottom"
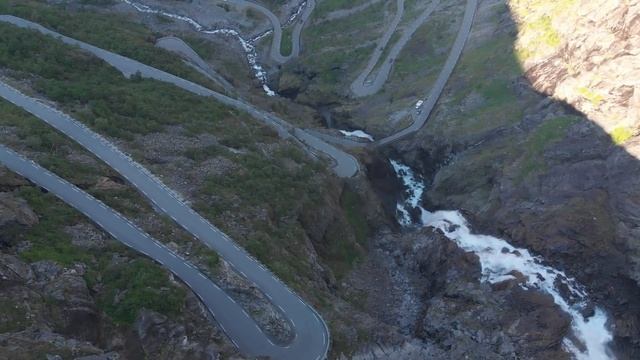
{"left": 343, "top": 228, "right": 571, "bottom": 359}
{"left": 0, "top": 192, "right": 38, "bottom": 227}
{"left": 513, "top": 0, "right": 640, "bottom": 137}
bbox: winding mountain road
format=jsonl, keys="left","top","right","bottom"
{"left": 236, "top": 0, "right": 315, "bottom": 63}
{"left": 0, "top": 15, "right": 358, "bottom": 178}
{"left": 123, "top": 0, "right": 314, "bottom": 64}
{"left": 375, "top": 0, "right": 477, "bottom": 146}
{"left": 0, "top": 80, "right": 329, "bottom": 360}
{"left": 350, "top": 0, "right": 441, "bottom": 98}
{"left": 334, "top": 0, "right": 476, "bottom": 146}
{"left": 350, "top": 0, "right": 404, "bottom": 97}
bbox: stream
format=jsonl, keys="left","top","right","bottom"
{"left": 390, "top": 160, "right": 615, "bottom": 360}
{"left": 121, "top": 0, "right": 277, "bottom": 96}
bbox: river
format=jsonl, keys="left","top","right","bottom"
{"left": 390, "top": 160, "right": 615, "bottom": 360}
{"left": 121, "top": 0, "right": 277, "bottom": 96}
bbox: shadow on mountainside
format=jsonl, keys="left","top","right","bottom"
{"left": 361, "top": 0, "right": 640, "bottom": 358}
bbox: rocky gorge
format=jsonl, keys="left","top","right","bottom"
{"left": 0, "top": 0, "right": 638, "bottom": 359}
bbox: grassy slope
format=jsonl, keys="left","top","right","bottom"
{"left": 351, "top": 0, "right": 466, "bottom": 133}
{"left": 0, "top": 99, "right": 223, "bottom": 328}
{"left": 0, "top": 0, "right": 222, "bottom": 91}
{"left": 289, "top": 0, "right": 386, "bottom": 101}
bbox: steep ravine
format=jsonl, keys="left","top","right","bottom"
{"left": 390, "top": 160, "right": 614, "bottom": 359}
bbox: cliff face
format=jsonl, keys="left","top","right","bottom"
{"left": 513, "top": 0, "right": 640, "bottom": 140}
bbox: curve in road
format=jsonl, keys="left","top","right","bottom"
{"left": 236, "top": 0, "right": 316, "bottom": 64}
{"left": 120, "top": 0, "right": 277, "bottom": 96}
{"left": 0, "top": 15, "right": 358, "bottom": 178}
{"left": 0, "top": 80, "right": 329, "bottom": 360}
{"left": 122, "top": 0, "right": 313, "bottom": 65}
{"left": 0, "top": 145, "right": 280, "bottom": 355}
{"left": 375, "top": 0, "right": 477, "bottom": 146}
{"left": 332, "top": 0, "right": 476, "bottom": 146}
{"left": 156, "top": 35, "right": 235, "bottom": 94}
{"left": 350, "top": 0, "right": 441, "bottom": 98}
{"left": 350, "top": 0, "right": 404, "bottom": 98}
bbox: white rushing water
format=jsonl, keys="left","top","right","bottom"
{"left": 390, "top": 160, "right": 615, "bottom": 360}
{"left": 285, "top": 0, "right": 307, "bottom": 26}
{"left": 339, "top": 129, "right": 375, "bottom": 142}
{"left": 121, "top": 0, "right": 276, "bottom": 96}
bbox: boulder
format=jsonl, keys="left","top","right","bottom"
{"left": 0, "top": 192, "right": 38, "bottom": 227}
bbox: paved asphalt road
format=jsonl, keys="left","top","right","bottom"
{"left": 0, "top": 80, "right": 329, "bottom": 359}
{"left": 350, "top": 0, "right": 404, "bottom": 97}
{"left": 233, "top": 0, "right": 316, "bottom": 63}
{"left": 122, "top": 0, "right": 314, "bottom": 64}
{"left": 350, "top": 0, "right": 441, "bottom": 98}
{"left": 156, "top": 35, "right": 236, "bottom": 93}
{"left": 375, "top": 0, "right": 478, "bottom": 146}
{"left": 320, "top": 0, "right": 476, "bottom": 147}
{"left": 0, "top": 15, "right": 358, "bottom": 178}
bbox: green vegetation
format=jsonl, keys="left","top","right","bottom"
{"left": 1, "top": 0, "right": 215, "bottom": 88}
{"left": 323, "top": 219, "right": 362, "bottom": 279}
{"left": 518, "top": 116, "right": 579, "bottom": 180}
{"left": 195, "top": 246, "right": 220, "bottom": 270}
{"left": 611, "top": 126, "right": 633, "bottom": 145}
{"left": 373, "top": 31, "right": 402, "bottom": 73}
{"left": 0, "top": 23, "right": 269, "bottom": 142}
{"left": 510, "top": 0, "right": 577, "bottom": 61}
{"left": 0, "top": 103, "right": 210, "bottom": 328}
{"left": 340, "top": 189, "right": 369, "bottom": 245}
{"left": 344, "top": 2, "right": 466, "bottom": 133}
{"left": 1, "top": 17, "right": 364, "bottom": 290}
{"left": 578, "top": 86, "right": 604, "bottom": 107}
{"left": 296, "top": 0, "right": 384, "bottom": 95}
{"left": 280, "top": 26, "right": 294, "bottom": 57}
{"left": 475, "top": 79, "right": 518, "bottom": 107}
{"left": 197, "top": 145, "right": 327, "bottom": 282}
{"left": 182, "top": 35, "right": 219, "bottom": 60}
{"left": 201, "top": 147, "right": 323, "bottom": 218}
{"left": 427, "top": 34, "right": 524, "bottom": 140}
{"left": 0, "top": 299, "right": 30, "bottom": 333}
{"left": 17, "top": 187, "right": 89, "bottom": 265}
{"left": 0, "top": 3, "right": 372, "bottom": 349}
{"left": 98, "top": 258, "right": 186, "bottom": 325}
{"left": 524, "top": 15, "right": 561, "bottom": 47}
{"left": 183, "top": 144, "right": 228, "bottom": 162}
{"left": 0, "top": 101, "right": 65, "bottom": 152}
{"left": 314, "top": 0, "right": 372, "bottom": 18}
{"left": 392, "top": 15, "right": 451, "bottom": 80}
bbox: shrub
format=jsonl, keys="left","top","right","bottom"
{"left": 611, "top": 126, "right": 633, "bottom": 145}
